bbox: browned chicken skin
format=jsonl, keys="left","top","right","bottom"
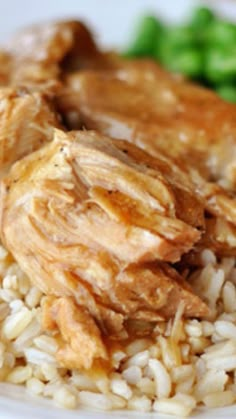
{"left": 4, "top": 20, "right": 113, "bottom": 85}
{"left": 0, "top": 129, "right": 209, "bottom": 368}
{"left": 0, "top": 51, "right": 11, "bottom": 86}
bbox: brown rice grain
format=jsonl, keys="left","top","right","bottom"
{"left": 79, "top": 391, "right": 113, "bottom": 410}
{"left": 26, "top": 377, "right": 45, "bottom": 395}
{"left": 2, "top": 307, "right": 33, "bottom": 340}
{"left": 153, "top": 393, "right": 196, "bottom": 417}
{"left": 53, "top": 386, "right": 77, "bottom": 409}
{"left": 6, "top": 365, "right": 32, "bottom": 384}
{"left": 149, "top": 359, "right": 171, "bottom": 398}
{"left": 203, "top": 390, "right": 235, "bottom": 408}
{"left": 122, "top": 365, "right": 142, "bottom": 385}
{"left": 127, "top": 395, "right": 152, "bottom": 412}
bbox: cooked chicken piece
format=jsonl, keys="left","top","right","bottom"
{"left": 57, "top": 60, "right": 236, "bottom": 254}
{"left": 178, "top": 216, "right": 236, "bottom": 272}
{"left": 114, "top": 141, "right": 236, "bottom": 256}
{"left": 0, "top": 129, "right": 209, "bottom": 367}
{"left": 59, "top": 60, "right": 236, "bottom": 189}
{"left": 0, "top": 129, "right": 203, "bottom": 264}
{"left": 42, "top": 296, "right": 108, "bottom": 369}
{"left": 112, "top": 139, "right": 204, "bottom": 229}
{"left": 0, "top": 86, "right": 62, "bottom": 176}
{"left": 200, "top": 216, "right": 236, "bottom": 255}
{"left": 5, "top": 20, "right": 113, "bottom": 83}
{"left": 0, "top": 51, "right": 12, "bottom": 86}
{"left": 6, "top": 20, "right": 96, "bottom": 63}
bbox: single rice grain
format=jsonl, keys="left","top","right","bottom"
{"left": 203, "top": 390, "right": 235, "bottom": 408}
{"left": 79, "top": 391, "right": 113, "bottom": 410}
{"left": 53, "top": 386, "right": 77, "bottom": 409}
{"left": 127, "top": 395, "right": 152, "bottom": 412}
{"left": 26, "top": 377, "right": 45, "bottom": 395}
{"left": 148, "top": 359, "right": 171, "bottom": 399}
{"left": 6, "top": 365, "right": 32, "bottom": 384}
{"left": 153, "top": 393, "right": 196, "bottom": 417}
{"left": 2, "top": 308, "right": 33, "bottom": 340}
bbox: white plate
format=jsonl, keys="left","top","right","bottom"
{"left": 1, "top": 0, "right": 236, "bottom": 47}
{"left": 1, "top": 1, "right": 236, "bottom": 418}
{"left": 1, "top": 382, "right": 236, "bottom": 419}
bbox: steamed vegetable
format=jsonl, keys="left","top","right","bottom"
{"left": 125, "top": 7, "right": 236, "bottom": 103}
{"left": 125, "top": 15, "right": 164, "bottom": 57}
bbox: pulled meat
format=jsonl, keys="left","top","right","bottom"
{"left": 1, "top": 19, "right": 236, "bottom": 369}
{"left": 0, "top": 85, "right": 61, "bottom": 176}
{"left": 0, "top": 129, "right": 209, "bottom": 367}
{"left": 58, "top": 60, "right": 236, "bottom": 189}
{"left": 42, "top": 296, "right": 108, "bottom": 369}
{"left": 57, "top": 60, "right": 236, "bottom": 255}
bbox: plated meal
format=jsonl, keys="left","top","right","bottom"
{"left": 0, "top": 17, "right": 236, "bottom": 418}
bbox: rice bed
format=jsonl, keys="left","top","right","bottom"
{"left": 0, "top": 245, "right": 236, "bottom": 416}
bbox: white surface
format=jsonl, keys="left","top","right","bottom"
{"left": 1, "top": 0, "right": 236, "bottom": 418}
{"left": 0, "top": 0, "right": 236, "bottom": 48}
{"left": 1, "top": 382, "right": 236, "bottom": 419}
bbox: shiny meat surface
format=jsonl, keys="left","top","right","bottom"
{"left": 0, "top": 86, "right": 61, "bottom": 176}
{"left": 0, "top": 129, "right": 209, "bottom": 368}
{"left": 42, "top": 296, "right": 107, "bottom": 369}
{"left": 0, "top": 51, "right": 11, "bottom": 86}
{"left": 57, "top": 59, "right": 236, "bottom": 254}
{"left": 5, "top": 20, "right": 112, "bottom": 84}
{"left": 1, "top": 19, "right": 236, "bottom": 370}
{"left": 59, "top": 60, "right": 236, "bottom": 189}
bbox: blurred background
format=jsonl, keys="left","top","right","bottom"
{"left": 0, "top": 0, "right": 236, "bottom": 47}
{"left": 1, "top": 0, "right": 236, "bottom": 102}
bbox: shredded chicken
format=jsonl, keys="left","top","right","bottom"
{"left": 0, "top": 129, "right": 209, "bottom": 367}
{"left": 1, "top": 19, "right": 236, "bottom": 369}
{"left": 42, "top": 296, "right": 108, "bottom": 369}
{"left": 0, "top": 86, "right": 61, "bottom": 176}
{"left": 57, "top": 60, "right": 236, "bottom": 254}
{"left": 58, "top": 60, "right": 236, "bottom": 189}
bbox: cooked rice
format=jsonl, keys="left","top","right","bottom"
{"left": 0, "top": 244, "right": 236, "bottom": 416}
